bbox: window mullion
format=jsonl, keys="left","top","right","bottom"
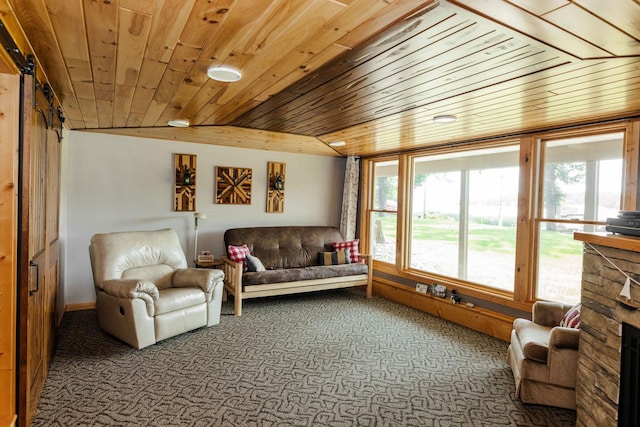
{"left": 459, "top": 169, "right": 469, "bottom": 280}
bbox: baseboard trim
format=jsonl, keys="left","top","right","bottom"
{"left": 65, "top": 301, "right": 96, "bottom": 312}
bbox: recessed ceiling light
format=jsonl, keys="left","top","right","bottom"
{"left": 433, "top": 114, "right": 457, "bottom": 123}
{"left": 207, "top": 66, "right": 242, "bottom": 82}
{"left": 329, "top": 141, "right": 346, "bottom": 147}
{"left": 168, "top": 119, "right": 190, "bottom": 127}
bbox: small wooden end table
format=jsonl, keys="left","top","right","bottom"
{"left": 193, "top": 259, "right": 224, "bottom": 269}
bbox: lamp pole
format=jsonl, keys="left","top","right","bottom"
{"left": 193, "top": 212, "right": 206, "bottom": 265}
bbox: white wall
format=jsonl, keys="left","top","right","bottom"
{"left": 63, "top": 131, "right": 346, "bottom": 306}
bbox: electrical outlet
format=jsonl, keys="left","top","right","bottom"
{"left": 416, "top": 283, "right": 429, "bottom": 293}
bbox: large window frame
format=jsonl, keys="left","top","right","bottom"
{"left": 361, "top": 121, "right": 640, "bottom": 307}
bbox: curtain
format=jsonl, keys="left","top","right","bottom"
{"left": 340, "top": 156, "right": 360, "bottom": 240}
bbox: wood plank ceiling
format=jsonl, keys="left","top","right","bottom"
{"left": 3, "top": 0, "right": 640, "bottom": 157}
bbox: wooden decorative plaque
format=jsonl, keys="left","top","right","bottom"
{"left": 216, "top": 166, "right": 252, "bottom": 205}
{"left": 267, "top": 162, "right": 285, "bottom": 213}
{"left": 174, "top": 153, "right": 196, "bottom": 211}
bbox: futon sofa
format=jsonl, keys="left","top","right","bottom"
{"left": 221, "top": 226, "right": 372, "bottom": 315}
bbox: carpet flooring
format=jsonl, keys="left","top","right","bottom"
{"left": 33, "top": 290, "right": 576, "bottom": 426}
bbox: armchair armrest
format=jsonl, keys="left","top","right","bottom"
{"left": 549, "top": 326, "right": 580, "bottom": 350}
{"left": 173, "top": 268, "right": 224, "bottom": 293}
{"left": 547, "top": 326, "right": 580, "bottom": 388}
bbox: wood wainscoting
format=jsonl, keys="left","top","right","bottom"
{"left": 373, "top": 280, "right": 515, "bottom": 342}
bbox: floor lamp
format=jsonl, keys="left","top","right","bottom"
{"left": 193, "top": 212, "right": 206, "bottom": 265}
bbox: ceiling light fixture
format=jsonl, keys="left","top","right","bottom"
{"left": 329, "top": 141, "right": 346, "bottom": 147}
{"left": 433, "top": 114, "right": 457, "bottom": 123}
{"left": 168, "top": 119, "right": 190, "bottom": 127}
{"left": 207, "top": 66, "right": 242, "bottom": 82}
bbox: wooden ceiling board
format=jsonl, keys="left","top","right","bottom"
{"left": 573, "top": 0, "right": 640, "bottom": 41}
{"left": 88, "top": 125, "right": 340, "bottom": 157}
{"left": 543, "top": 4, "right": 640, "bottom": 56}
{"left": 326, "top": 57, "right": 639, "bottom": 142}
{"left": 200, "top": 0, "right": 414, "bottom": 124}
{"left": 231, "top": 2, "right": 576, "bottom": 137}
{"left": 320, "top": 58, "right": 640, "bottom": 156}
{"left": 84, "top": 0, "right": 117, "bottom": 128}
{"left": 4, "top": 0, "right": 640, "bottom": 158}
{"left": 8, "top": 0, "right": 84, "bottom": 127}
{"left": 448, "top": 0, "right": 612, "bottom": 59}
{"left": 505, "top": 0, "right": 569, "bottom": 16}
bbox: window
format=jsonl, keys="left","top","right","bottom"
{"left": 535, "top": 132, "right": 624, "bottom": 304}
{"left": 409, "top": 145, "right": 520, "bottom": 291}
{"left": 370, "top": 160, "right": 398, "bottom": 264}
{"left": 362, "top": 122, "right": 638, "bottom": 310}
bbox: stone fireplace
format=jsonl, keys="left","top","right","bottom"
{"left": 574, "top": 232, "right": 640, "bottom": 426}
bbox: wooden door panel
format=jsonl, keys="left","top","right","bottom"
{"left": 18, "top": 75, "right": 55, "bottom": 427}
{"left": 26, "top": 250, "right": 46, "bottom": 423}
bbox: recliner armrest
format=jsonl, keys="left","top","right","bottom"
{"left": 173, "top": 268, "right": 224, "bottom": 293}
{"left": 101, "top": 279, "right": 159, "bottom": 316}
{"left": 102, "top": 278, "right": 159, "bottom": 301}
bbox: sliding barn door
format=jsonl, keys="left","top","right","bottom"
{"left": 18, "top": 74, "right": 60, "bottom": 427}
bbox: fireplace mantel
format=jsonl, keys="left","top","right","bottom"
{"left": 573, "top": 231, "right": 640, "bottom": 426}
{"left": 574, "top": 231, "right": 640, "bottom": 253}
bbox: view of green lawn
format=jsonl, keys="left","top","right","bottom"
{"left": 373, "top": 214, "right": 584, "bottom": 303}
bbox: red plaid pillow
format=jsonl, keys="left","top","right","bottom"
{"left": 560, "top": 303, "right": 581, "bottom": 329}
{"left": 333, "top": 239, "right": 361, "bottom": 263}
{"left": 227, "top": 244, "right": 251, "bottom": 271}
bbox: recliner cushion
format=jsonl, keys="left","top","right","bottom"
{"left": 513, "top": 318, "right": 552, "bottom": 363}
{"left": 155, "top": 287, "right": 206, "bottom": 315}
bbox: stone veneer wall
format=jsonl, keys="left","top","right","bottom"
{"left": 577, "top": 243, "right": 640, "bottom": 426}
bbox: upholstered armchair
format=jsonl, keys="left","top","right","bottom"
{"left": 89, "top": 228, "right": 224, "bottom": 349}
{"left": 507, "top": 301, "right": 580, "bottom": 410}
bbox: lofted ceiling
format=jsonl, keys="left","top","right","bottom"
{"left": 2, "top": 0, "right": 640, "bottom": 157}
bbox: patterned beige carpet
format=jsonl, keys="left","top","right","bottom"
{"left": 34, "top": 290, "right": 576, "bottom": 426}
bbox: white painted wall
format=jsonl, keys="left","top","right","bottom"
{"left": 63, "top": 131, "right": 346, "bottom": 306}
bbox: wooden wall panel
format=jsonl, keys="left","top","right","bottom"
{"left": 0, "top": 71, "right": 19, "bottom": 427}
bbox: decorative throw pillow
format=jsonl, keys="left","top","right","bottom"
{"left": 560, "top": 303, "right": 581, "bottom": 329}
{"left": 245, "top": 253, "right": 266, "bottom": 272}
{"left": 318, "top": 249, "right": 351, "bottom": 266}
{"left": 333, "top": 239, "right": 361, "bottom": 263}
{"left": 227, "top": 244, "right": 251, "bottom": 271}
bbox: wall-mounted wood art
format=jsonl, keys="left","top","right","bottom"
{"left": 174, "top": 153, "right": 196, "bottom": 211}
{"left": 267, "top": 162, "right": 286, "bottom": 213}
{"left": 216, "top": 166, "right": 252, "bottom": 205}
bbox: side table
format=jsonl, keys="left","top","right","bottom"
{"left": 194, "top": 259, "right": 224, "bottom": 269}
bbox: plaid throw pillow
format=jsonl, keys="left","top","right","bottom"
{"left": 560, "top": 303, "right": 581, "bottom": 329}
{"left": 227, "top": 244, "right": 251, "bottom": 271}
{"left": 333, "top": 239, "right": 361, "bottom": 263}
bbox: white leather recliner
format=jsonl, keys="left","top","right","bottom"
{"left": 89, "top": 228, "right": 224, "bottom": 349}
